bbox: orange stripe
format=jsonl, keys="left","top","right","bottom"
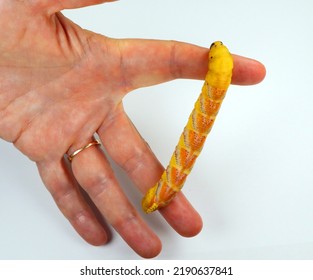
{"left": 185, "top": 129, "right": 206, "bottom": 151}
{"left": 207, "top": 85, "right": 227, "bottom": 100}
{"left": 200, "top": 95, "right": 221, "bottom": 116}
{"left": 177, "top": 146, "right": 197, "bottom": 170}
{"left": 166, "top": 166, "right": 188, "bottom": 189}
{"left": 192, "top": 110, "right": 215, "bottom": 134}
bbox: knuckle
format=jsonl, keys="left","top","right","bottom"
{"left": 121, "top": 145, "right": 149, "bottom": 176}
{"left": 83, "top": 171, "right": 115, "bottom": 200}
{"left": 112, "top": 208, "right": 138, "bottom": 230}
{"left": 71, "top": 209, "right": 91, "bottom": 226}
{"left": 50, "top": 186, "right": 91, "bottom": 223}
{"left": 169, "top": 40, "right": 182, "bottom": 79}
{"left": 50, "top": 186, "right": 76, "bottom": 213}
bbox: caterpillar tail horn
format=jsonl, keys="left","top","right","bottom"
{"left": 142, "top": 185, "right": 159, "bottom": 213}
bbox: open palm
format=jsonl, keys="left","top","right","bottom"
{"left": 0, "top": 0, "right": 265, "bottom": 258}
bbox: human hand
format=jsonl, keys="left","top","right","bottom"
{"left": 0, "top": 0, "right": 266, "bottom": 258}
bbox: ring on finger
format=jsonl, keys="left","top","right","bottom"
{"left": 67, "top": 140, "right": 101, "bottom": 162}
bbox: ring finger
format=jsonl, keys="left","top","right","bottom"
{"left": 36, "top": 157, "right": 108, "bottom": 246}
{"left": 68, "top": 137, "right": 162, "bottom": 258}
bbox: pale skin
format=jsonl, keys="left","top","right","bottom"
{"left": 0, "top": 0, "right": 266, "bottom": 258}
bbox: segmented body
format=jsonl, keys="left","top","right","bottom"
{"left": 142, "top": 41, "right": 233, "bottom": 213}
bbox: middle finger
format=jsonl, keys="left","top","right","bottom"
{"left": 97, "top": 104, "right": 203, "bottom": 237}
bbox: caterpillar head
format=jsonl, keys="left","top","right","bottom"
{"left": 207, "top": 41, "right": 233, "bottom": 89}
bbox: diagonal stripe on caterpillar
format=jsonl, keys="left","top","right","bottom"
{"left": 142, "top": 41, "right": 233, "bottom": 213}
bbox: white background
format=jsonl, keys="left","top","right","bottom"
{"left": 1, "top": 0, "right": 313, "bottom": 259}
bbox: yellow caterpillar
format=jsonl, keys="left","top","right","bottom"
{"left": 142, "top": 41, "right": 233, "bottom": 213}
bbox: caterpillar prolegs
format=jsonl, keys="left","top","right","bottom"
{"left": 142, "top": 41, "right": 233, "bottom": 213}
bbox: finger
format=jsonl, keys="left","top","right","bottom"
{"left": 36, "top": 158, "right": 108, "bottom": 246}
{"left": 97, "top": 104, "right": 203, "bottom": 237}
{"left": 37, "top": 0, "right": 117, "bottom": 14}
{"left": 114, "top": 39, "right": 266, "bottom": 90}
{"left": 68, "top": 139, "right": 162, "bottom": 258}
{"left": 232, "top": 54, "right": 266, "bottom": 85}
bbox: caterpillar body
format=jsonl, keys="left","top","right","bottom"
{"left": 142, "top": 41, "right": 233, "bottom": 213}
